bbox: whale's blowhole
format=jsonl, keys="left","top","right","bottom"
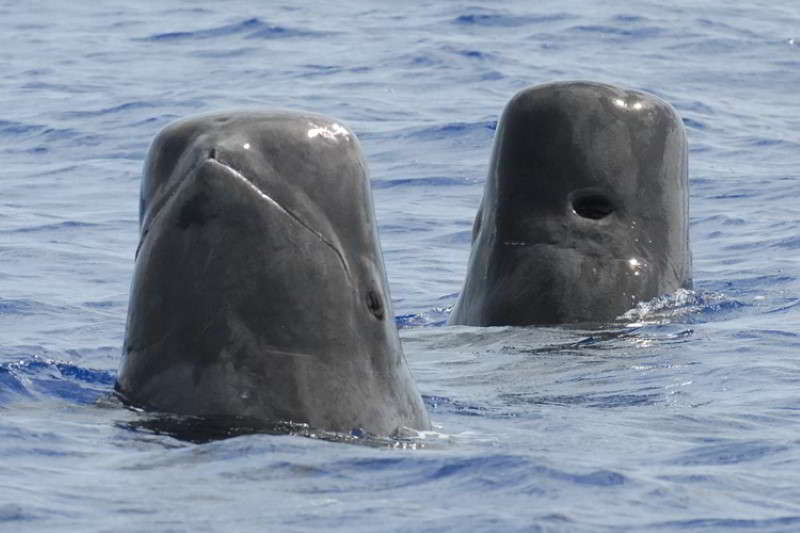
{"left": 571, "top": 193, "right": 615, "bottom": 220}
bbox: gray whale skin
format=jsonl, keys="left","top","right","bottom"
{"left": 117, "top": 111, "right": 431, "bottom": 436}
{"left": 449, "top": 81, "right": 692, "bottom": 326}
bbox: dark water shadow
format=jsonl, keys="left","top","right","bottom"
{"left": 111, "top": 394, "right": 429, "bottom": 449}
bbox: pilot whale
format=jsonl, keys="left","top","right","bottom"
{"left": 449, "top": 81, "right": 692, "bottom": 326}
{"left": 117, "top": 111, "right": 431, "bottom": 436}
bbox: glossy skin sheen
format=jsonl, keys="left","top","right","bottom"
{"left": 117, "top": 112, "right": 430, "bottom": 435}
{"left": 449, "top": 82, "right": 692, "bottom": 326}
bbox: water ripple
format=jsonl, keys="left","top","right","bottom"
{"left": 670, "top": 440, "right": 788, "bottom": 466}
{"left": 1, "top": 357, "right": 115, "bottom": 405}
{"left": 0, "top": 120, "right": 44, "bottom": 137}
{"left": 502, "top": 390, "right": 663, "bottom": 408}
{"left": 570, "top": 24, "right": 665, "bottom": 39}
{"left": 401, "top": 120, "right": 497, "bottom": 141}
{"left": 650, "top": 516, "right": 800, "bottom": 530}
{"left": 140, "top": 17, "right": 330, "bottom": 42}
{"left": 61, "top": 101, "right": 156, "bottom": 119}
{"left": 372, "top": 176, "right": 471, "bottom": 189}
{"left": 453, "top": 11, "right": 573, "bottom": 27}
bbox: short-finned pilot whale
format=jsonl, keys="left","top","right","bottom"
{"left": 117, "top": 111, "right": 431, "bottom": 436}
{"left": 449, "top": 81, "right": 692, "bottom": 326}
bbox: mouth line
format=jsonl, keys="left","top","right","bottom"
{"left": 206, "top": 156, "right": 353, "bottom": 282}
{"left": 501, "top": 239, "right": 559, "bottom": 248}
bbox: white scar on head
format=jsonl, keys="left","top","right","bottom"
{"left": 306, "top": 122, "right": 351, "bottom": 141}
{"left": 206, "top": 158, "right": 352, "bottom": 281}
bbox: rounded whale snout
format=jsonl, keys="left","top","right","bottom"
{"left": 118, "top": 111, "right": 430, "bottom": 437}
{"left": 449, "top": 81, "right": 692, "bottom": 327}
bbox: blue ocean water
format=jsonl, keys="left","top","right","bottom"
{"left": 2, "top": 1, "right": 800, "bottom": 530}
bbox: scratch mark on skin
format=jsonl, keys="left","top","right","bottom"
{"left": 257, "top": 346, "right": 315, "bottom": 359}
{"left": 206, "top": 157, "right": 352, "bottom": 282}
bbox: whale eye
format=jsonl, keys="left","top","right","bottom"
{"left": 572, "top": 194, "right": 615, "bottom": 220}
{"left": 366, "top": 289, "right": 385, "bottom": 320}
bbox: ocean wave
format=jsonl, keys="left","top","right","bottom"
{"left": 139, "top": 17, "right": 330, "bottom": 42}
{"left": 569, "top": 24, "right": 665, "bottom": 39}
{"left": 396, "top": 305, "right": 453, "bottom": 328}
{"left": 650, "top": 516, "right": 800, "bottom": 530}
{"left": 0, "top": 357, "right": 114, "bottom": 406}
{"left": 619, "top": 289, "right": 745, "bottom": 325}
{"left": 61, "top": 101, "right": 157, "bottom": 119}
{"left": 0, "top": 298, "right": 71, "bottom": 316}
{"left": 501, "top": 389, "right": 663, "bottom": 408}
{"left": 670, "top": 439, "right": 788, "bottom": 466}
{"left": 371, "top": 176, "right": 472, "bottom": 189}
{"left": 0, "top": 120, "right": 44, "bottom": 137}
{"left": 452, "top": 10, "right": 574, "bottom": 28}
{"left": 4, "top": 221, "right": 98, "bottom": 234}
{"left": 423, "top": 395, "right": 489, "bottom": 416}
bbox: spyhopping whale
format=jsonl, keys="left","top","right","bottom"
{"left": 117, "top": 111, "right": 430, "bottom": 436}
{"left": 449, "top": 81, "right": 692, "bottom": 326}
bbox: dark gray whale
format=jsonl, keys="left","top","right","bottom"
{"left": 117, "top": 111, "right": 430, "bottom": 436}
{"left": 449, "top": 81, "right": 692, "bottom": 326}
